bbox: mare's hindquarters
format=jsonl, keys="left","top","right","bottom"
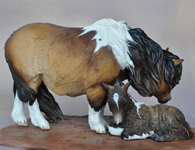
{"left": 5, "top": 23, "right": 64, "bottom": 129}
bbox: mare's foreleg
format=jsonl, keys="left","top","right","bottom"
{"left": 87, "top": 86, "right": 108, "bottom": 133}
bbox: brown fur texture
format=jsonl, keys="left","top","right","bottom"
{"left": 103, "top": 80, "right": 194, "bottom": 142}
{"left": 5, "top": 23, "right": 121, "bottom": 111}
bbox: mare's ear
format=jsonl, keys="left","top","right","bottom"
{"left": 172, "top": 59, "right": 184, "bottom": 67}
{"left": 101, "top": 82, "right": 113, "bottom": 90}
{"left": 123, "top": 81, "right": 131, "bottom": 91}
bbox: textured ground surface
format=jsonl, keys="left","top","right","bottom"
{"left": 0, "top": 116, "right": 194, "bottom": 150}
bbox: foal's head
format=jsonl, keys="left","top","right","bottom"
{"left": 101, "top": 80, "right": 131, "bottom": 125}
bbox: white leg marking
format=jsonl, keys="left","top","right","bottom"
{"left": 88, "top": 104, "right": 108, "bottom": 133}
{"left": 11, "top": 91, "right": 28, "bottom": 126}
{"left": 27, "top": 100, "right": 50, "bottom": 130}
{"left": 108, "top": 126, "right": 124, "bottom": 136}
{"left": 124, "top": 131, "right": 154, "bottom": 140}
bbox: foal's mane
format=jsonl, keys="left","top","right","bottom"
{"left": 127, "top": 28, "right": 182, "bottom": 96}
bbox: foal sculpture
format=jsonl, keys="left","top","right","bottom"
{"left": 5, "top": 19, "right": 183, "bottom": 133}
{"left": 102, "top": 80, "right": 194, "bottom": 141}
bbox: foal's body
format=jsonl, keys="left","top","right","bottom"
{"left": 103, "top": 81, "right": 193, "bottom": 141}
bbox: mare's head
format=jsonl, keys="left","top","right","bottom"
{"left": 127, "top": 28, "right": 183, "bottom": 103}
{"left": 101, "top": 79, "right": 131, "bottom": 125}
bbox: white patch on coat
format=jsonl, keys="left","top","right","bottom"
{"left": 124, "top": 131, "right": 154, "bottom": 140}
{"left": 79, "top": 18, "right": 135, "bottom": 70}
{"left": 88, "top": 104, "right": 108, "bottom": 133}
{"left": 128, "top": 93, "right": 144, "bottom": 119}
{"left": 27, "top": 100, "right": 50, "bottom": 130}
{"left": 108, "top": 126, "right": 124, "bottom": 136}
{"left": 11, "top": 91, "right": 28, "bottom": 126}
{"left": 113, "top": 92, "right": 119, "bottom": 109}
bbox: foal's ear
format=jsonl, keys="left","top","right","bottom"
{"left": 101, "top": 82, "right": 113, "bottom": 90}
{"left": 114, "top": 78, "right": 123, "bottom": 87}
{"left": 172, "top": 59, "right": 184, "bottom": 67}
{"left": 123, "top": 81, "right": 131, "bottom": 91}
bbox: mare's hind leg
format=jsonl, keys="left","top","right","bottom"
{"left": 11, "top": 91, "right": 28, "bottom": 126}
{"left": 8, "top": 62, "right": 50, "bottom": 129}
{"left": 15, "top": 74, "right": 50, "bottom": 129}
{"left": 27, "top": 99, "right": 50, "bottom": 130}
{"left": 25, "top": 77, "right": 50, "bottom": 130}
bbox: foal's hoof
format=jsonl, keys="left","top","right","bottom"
{"left": 151, "top": 134, "right": 163, "bottom": 142}
{"left": 121, "top": 131, "right": 129, "bottom": 139}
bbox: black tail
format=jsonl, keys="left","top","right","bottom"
{"left": 7, "top": 60, "right": 64, "bottom": 122}
{"left": 37, "top": 82, "right": 64, "bottom": 122}
{"left": 8, "top": 63, "right": 37, "bottom": 105}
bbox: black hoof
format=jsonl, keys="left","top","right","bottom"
{"left": 121, "top": 131, "right": 129, "bottom": 139}
{"left": 151, "top": 134, "right": 163, "bottom": 142}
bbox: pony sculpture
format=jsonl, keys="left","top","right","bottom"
{"left": 102, "top": 80, "right": 194, "bottom": 141}
{"left": 5, "top": 19, "right": 183, "bottom": 133}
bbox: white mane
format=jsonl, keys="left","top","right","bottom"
{"left": 79, "top": 18, "right": 135, "bottom": 70}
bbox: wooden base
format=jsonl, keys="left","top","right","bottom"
{"left": 0, "top": 116, "right": 194, "bottom": 150}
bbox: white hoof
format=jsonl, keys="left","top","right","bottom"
{"left": 11, "top": 112, "right": 28, "bottom": 127}
{"left": 88, "top": 105, "right": 107, "bottom": 134}
{"left": 12, "top": 91, "right": 28, "bottom": 127}
{"left": 90, "top": 122, "right": 106, "bottom": 134}
{"left": 28, "top": 100, "right": 50, "bottom": 130}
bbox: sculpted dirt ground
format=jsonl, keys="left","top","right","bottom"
{"left": 0, "top": 116, "right": 194, "bottom": 150}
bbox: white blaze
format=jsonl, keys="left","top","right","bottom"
{"left": 113, "top": 92, "right": 119, "bottom": 109}
{"left": 79, "top": 18, "right": 135, "bottom": 70}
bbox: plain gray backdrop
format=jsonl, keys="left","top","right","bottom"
{"left": 0, "top": 0, "right": 194, "bottom": 149}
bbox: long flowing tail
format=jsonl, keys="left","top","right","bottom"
{"left": 37, "top": 82, "right": 64, "bottom": 122}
